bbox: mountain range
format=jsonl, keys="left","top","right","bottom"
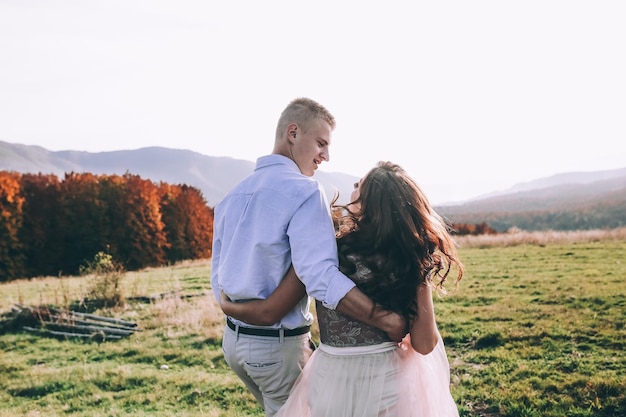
{"left": 2, "top": 140, "right": 625, "bottom": 231}
{"left": 0, "top": 140, "right": 358, "bottom": 206}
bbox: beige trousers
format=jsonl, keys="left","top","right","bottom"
{"left": 222, "top": 324, "right": 314, "bottom": 417}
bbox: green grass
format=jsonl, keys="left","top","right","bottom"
{"left": 444, "top": 241, "right": 626, "bottom": 417}
{"left": 1, "top": 240, "right": 625, "bottom": 416}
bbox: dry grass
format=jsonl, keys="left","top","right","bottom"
{"left": 0, "top": 276, "right": 88, "bottom": 313}
{"left": 455, "top": 226, "right": 626, "bottom": 248}
{"left": 0, "top": 259, "right": 214, "bottom": 314}
{"left": 0, "top": 259, "right": 252, "bottom": 417}
{"left": 150, "top": 292, "right": 224, "bottom": 340}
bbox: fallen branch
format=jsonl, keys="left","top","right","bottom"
{"left": 5, "top": 304, "right": 139, "bottom": 341}
{"left": 23, "top": 326, "right": 122, "bottom": 340}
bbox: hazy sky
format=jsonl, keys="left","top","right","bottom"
{"left": 1, "top": 1, "right": 624, "bottom": 204}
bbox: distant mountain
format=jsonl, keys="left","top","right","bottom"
{"left": 0, "top": 140, "right": 358, "bottom": 206}
{"left": 437, "top": 169, "right": 626, "bottom": 231}
{"left": 467, "top": 167, "right": 626, "bottom": 201}
{"left": 2, "top": 140, "right": 625, "bottom": 231}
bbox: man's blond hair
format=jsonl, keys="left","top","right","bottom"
{"left": 275, "top": 97, "right": 336, "bottom": 140}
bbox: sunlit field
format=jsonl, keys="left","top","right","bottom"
{"left": 1, "top": 230, "right": 625, "bottom": 416}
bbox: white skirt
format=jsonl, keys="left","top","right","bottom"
{"left": 276, "top": 333, "right": 459, "bottom": 417}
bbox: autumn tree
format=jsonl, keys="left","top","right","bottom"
{"left": 160, "top": 183, "right": 213, "bottom": 263}
{"left": 1, "top": 170, "right": 213, "bottom": 280}
{"left": 113, "top": 173, "right": 168, "bottom": 270}
{"left": 18, "top": 173, "right": 63, "bottom": 277}
{"left": 97, "top": 174, "right": 127, "bottom": 262}
{"left": 0, "top": 171, "right": 25, "bottom": 280}
{"left": 57, "top": 172, "right": 109, "bottom": 275}
{"left": 449, "top": 222, "right": 497, "bottom": 236}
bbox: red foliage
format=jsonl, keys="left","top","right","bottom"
{"left": 0, "top": 171, "right": 25, "bottom": 280}
{"left": 159, "top": 183, "right": 213, "bottom": 263}
{"left": 0, "top": 170, "right": 215, "bottom": 280}
{"left": 449, "top": 222, "right": 498, "bottom": 236}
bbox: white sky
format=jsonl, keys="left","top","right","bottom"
{"left": 1, "top": 0, "right": 625, "bottom": 205}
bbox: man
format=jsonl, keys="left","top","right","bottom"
{"left": 211, "top": 97, "right": 406, "bottom": 416}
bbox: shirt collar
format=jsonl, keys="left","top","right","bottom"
{"left": 256, "top": 154, "right": 300, "bottom": 173}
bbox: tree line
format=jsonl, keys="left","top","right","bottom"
{"left": 448, "top": 222, "right": 497, "bottom": 236}
{"left": 0, "top": 171, "right": 214, "bottom": 282}
{"left": 443, "top": 206, "right": 626, "bottom": 233}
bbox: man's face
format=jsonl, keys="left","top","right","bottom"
{"left": 291, "top": 118, "right": 332, "bottom": 177}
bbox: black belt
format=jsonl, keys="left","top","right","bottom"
{"left": 227, "top": 317, "right": 310, "bottom": 337}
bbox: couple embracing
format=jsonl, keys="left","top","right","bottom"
{"left": 211, "top": 97, "right": 463, "bottom": 417}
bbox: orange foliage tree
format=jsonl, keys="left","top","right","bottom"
{"left": 0, "top": 171, "right": 26, "bottom": 281}
{"left": 113, "top": 173, "right": 168, "bottom": 270}
{"left": 160, "top": 183, "right": 213, "bottom": 263}
{"left": 449, "top": 222, "right": 498, "bottom": 236}
{"left": 57, "top": 172, "right": 109, "bottom": 275}
{"left": 18, "top": 173, "right": 63, "bottom": 277}
{"left": 0, "top": 170, "right": 214, "bottom": 280}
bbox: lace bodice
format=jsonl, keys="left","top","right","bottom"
{"left": 317, "top": 254, "right": 392, "bottom": 347}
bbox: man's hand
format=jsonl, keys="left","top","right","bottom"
{"left": 379, "top": 310, "right": 408, "bottom": 343}
{"left": 219, "top": 290, "right": 230, "bottom": 307}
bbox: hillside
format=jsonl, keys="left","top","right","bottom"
{"left": 0, "top": 141, "right": 358, "bottom": 206}
{"left": 438, "top": 174, "right": 626, "bottom": 231}
{"left": 2, "top": 140, "right": 625, "bottom": 231}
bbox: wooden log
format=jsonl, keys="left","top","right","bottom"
{"left": 42, "top": 322, "right": 136, "bottom": 336}
{"left": 69, "top": 311, "right": 137, "bottom": 327}
{"left": 23, "top": 326, "right": 122, "bottom": 340}
{"left": 44, "top": 310, "right": 140, "bottom": 331}
{"left": 14, "top": 305, "right": 134, "bottom": 341}
{"left": 14, "top": 304, "right": 138, "bottom": 329}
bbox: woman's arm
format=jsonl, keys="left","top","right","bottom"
{"left": 219, "top": 265, "right": 307, "bottom": 326}
{"left": 409, "top": 283, "right": 440, "bottom": 354}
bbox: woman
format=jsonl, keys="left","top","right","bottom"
{"left": 221, "top": 161, "right": 463, "bottom": 416}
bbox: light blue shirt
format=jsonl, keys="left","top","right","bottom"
{"left": 211, "top": 154, "right": 356, "bottom": 330}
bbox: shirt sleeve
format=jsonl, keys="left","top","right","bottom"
{"left": 210, "top": 213, "right": 222, "bottom": 304}
{"left": 287, "top": 186, "right": 356, "bottom": 309}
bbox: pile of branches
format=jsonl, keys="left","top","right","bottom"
{"left": 1, "top": 304, "right": 140, "bottom": 341}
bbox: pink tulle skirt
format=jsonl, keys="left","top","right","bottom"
{"left": 276, "top": 333, "right": 459, "bottom": 417}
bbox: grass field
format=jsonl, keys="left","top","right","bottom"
{"left": 1, "top": 231, "right": 625, "bottom": 416}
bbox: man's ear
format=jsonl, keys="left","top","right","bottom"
{"left": 287, "top": 123, "right": 298, "bottom": 143}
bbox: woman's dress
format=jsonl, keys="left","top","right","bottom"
{"left": 276, "top": 255, "right": 459, "bottom": 417}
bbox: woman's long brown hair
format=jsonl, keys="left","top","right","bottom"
{"left": 332, "top": 161, "right": 463, "bottom": 320}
